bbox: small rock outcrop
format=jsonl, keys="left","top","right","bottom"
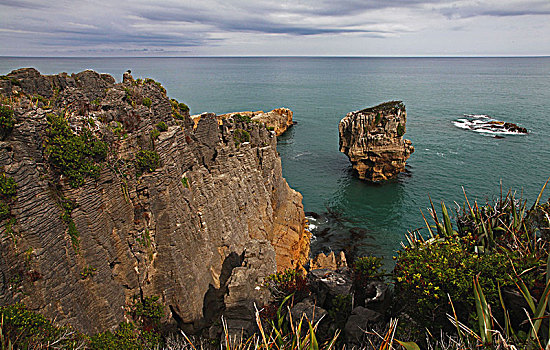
{"left": 0, "top": 68, "right": 310, "bottom": 335}
{"left": 193, "top": 108, "right": 294, "bottom": 136}
{"left": 339, "top": 101, "right": 414, "bottom": 182}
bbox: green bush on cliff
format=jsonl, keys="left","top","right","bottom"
{"left": 0, "top": 304, "right": 83, "bottom": 349}
{"left": 156, "top": 121, "right": 168, "bottom": 132}
{"left": 135, "top": 150, "right": 160, "bottom": 176}
{"left": 0, "top": 173, "right": 17, "bottom": 220}
{"left": 0, "top": 105, "right": 16, "bottom": 139}
{"left": 142, "top": 97, "right": 152, "bottom": 108}
{"left": 233, "top": 114, "right": 251, "bottom": 123}
{"left": 233, "top": 129, "right": 250, "bottom": 146}
{"left": 44, "top": 114, "right": 108, "bottom": 188}
{"left": 396, "top": 123, "right": 405, "bottom": 137}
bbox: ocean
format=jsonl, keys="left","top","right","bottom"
{"left": 1, "top": 57, "right": 549, "bottom": 264}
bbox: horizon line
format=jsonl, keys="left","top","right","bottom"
{"left": 1, "top": 55, "right": 550, "bottom": 59}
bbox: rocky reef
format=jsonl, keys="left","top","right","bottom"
{"left": 339, "top": 101, "right": 414, "bottom": 182}
{"left": 192, "top": 108, "right": 295, "bottom": 136}
{"left": 0, "top": 68, "right": 310, "bottom": 335}
{"left": 453, "top": 114, "right": 528, "bottom": 137}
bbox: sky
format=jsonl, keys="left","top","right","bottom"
{"left": 1, "top": 0, "right": 549, "bottom": 57}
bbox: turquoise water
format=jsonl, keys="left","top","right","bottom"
{"left": 1, "top": 57, "right": 549, "bottom": 262}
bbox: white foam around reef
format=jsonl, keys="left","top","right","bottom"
{"left": 452, "top": 114, "right": 527, "bottom": 136}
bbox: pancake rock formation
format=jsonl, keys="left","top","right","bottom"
{"left": 0, "top": 68, "right": 310, "bottom": 334}
{"left": 193, "top": 108, "right": 294, "bottom": 136}
{"left": 339, "top": 101, "right": 414, "bottom": 182}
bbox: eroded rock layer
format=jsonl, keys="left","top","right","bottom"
{"left": 339, "top": 101, "right": 414, "bottom": 182}
{"left": 0, "top": 68, "right": 309, "bottom": 334}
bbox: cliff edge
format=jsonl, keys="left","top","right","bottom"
{"left": 0, "top": 68, "right": 310, "bottom": 334}
{"left": 339, "top": 101, "right": 414, "bottom": 182}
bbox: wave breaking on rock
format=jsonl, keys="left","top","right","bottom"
{"left": 453, "top": 114, "right": 528, "bottom": 137}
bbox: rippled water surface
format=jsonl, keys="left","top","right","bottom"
{"left": 2, "top": 57, "right": 549, "bottom": 263}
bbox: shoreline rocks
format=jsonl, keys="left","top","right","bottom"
{"left": 339, "top": 101, "right": 414, "bottom": 182}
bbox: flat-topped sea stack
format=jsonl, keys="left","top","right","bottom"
{"left": 192, "top": 108, "right": 294, "bottom": 136}
{"left": 339, "top": 101, "right": 414, "bottom": 182}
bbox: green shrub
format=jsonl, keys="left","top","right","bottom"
{"left": 267, "top": 126, "right": 275, "bottom": 131}
{"left": 131, "top": 296, "right": 164, "bottom": 324}
{"left": 60, "top": 198, "right": 80, "bottom": 252}
{"left": 394, "top": 233, "right": 541, "bottom": 331}
{"left": 135, "top": 150, "right": 160, "bottom": 176}
{"left": 0, "top": 105, "right": 15, "bottom": 139}
{"left": 44, "top": 114, "right": 108, "bottom": 188}
{"left": 142, "top": 97, "right": 152, "bottom": 108}
{"left": 155, "top": 121, "right": 167, "bottom": 132}
{"left": 374, "top": 112, "right": 382, "bottom": 125}
{"left": 181, "top": 176, "right": 189, "bottom": 188}
{"left": 233, "top": 129, "right": 250, "bottom": 146}
{"left": 0, "top": 173, "right": 17, "bottom": 198}
{"left": 354, "top": 256, "right": 383, "bottom": 281}
{"left": 233, "top": 114, "right": 251, "bottom": 123}
{"left": 150, "top": 128, "right": 160, "bottom": 140}
{"left": 397, "top": 123, "right": 405, "bottom": 137}
{"left": 0, "top": 200, "right": 9, "bottom": 218}
{"left": 0, "top": 304, "right": 83, "bottom": 349}
{"left": 89, "top": 322, "right": 161, "bottom": 350}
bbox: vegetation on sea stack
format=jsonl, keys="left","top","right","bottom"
{"left": 0, "top": 105, "right": 15, "bottom": 139}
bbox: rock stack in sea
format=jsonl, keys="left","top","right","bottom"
{"left": 339, "top": 101, "right": 414, "bottom": 182}
{"left": 0, "top": 68, "right": 310, "bottom": 334}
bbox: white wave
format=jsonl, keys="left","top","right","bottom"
{"left": 453, "top": 114, "right": 527, "bottom": 136}
{"left": 308, "top": 223, "right": 317, "bottom": 231}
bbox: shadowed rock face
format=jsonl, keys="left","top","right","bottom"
{"left": 339, "top": 101, "right": 414, "bottom": 182}
{"left": 0, "top": 68, "right": 310, "bottom": 334}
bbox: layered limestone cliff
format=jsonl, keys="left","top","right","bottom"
{"left": 193, "top": 108, "right": 294, "bottom": 136}
{"left": 0, "top": 68, "right": 309, "bottom": 334}
{"left": 339, "top": 101, "right": 414, "bottom": 182}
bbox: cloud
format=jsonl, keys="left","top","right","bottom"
{"left": 0, "top": 0, "right": 549, "bottom": 56}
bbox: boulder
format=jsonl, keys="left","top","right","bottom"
{"left": 344, "top": 306, "right": 383, "bottom": 344}
{"left": 339, "top": 101, "right": 414, "bottom": 182}
{"left": 307, "top": 268, "right": 352, "bottom": 306}
{"left": 310, "top": 251, "right": 347, "bottom": 270}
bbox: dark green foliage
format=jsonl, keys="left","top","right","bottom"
{"left": 361, "top": 100, "right": 405, "bottom": 114}
{"left": 394, "top": 234, "right": 541, "bottom": 331}
{"left": 0, "top": 173, "right": 17, "bottom": 198}
{"left": 233, "top": 129, "right": 250, "bottom": 146}
{"left": 354, "top": 256, "right": 383, "bottom": 281}
{"left": 374, "top": 112, "right": 382, "bottom": 125}
{"left": 142, "top": 97, "right": 152, "bottom": 108}
{"left": 267, "top": 126, "right": 275, "bottom": 131}
{"left": 0, "top": 76, "right": 21, "bottom": 86}
{"left": 131, "top": 296, "right": 164, "bottom": 324}
{"left": 397, "top": 123, "right": 405, "bottom": 137}
{"left": 0, "top": 304, "right": 83, "bottom": 349}
{"left": 0, "top": 173, "right": 17, "bottom": 221}
{"left": 181, "top": 176, "right": 189, "bottom": 188}
{"left": 156, "top": 121, "right": 168, "bottom": 132}
{"left": 170, "top": 99, "right": 189, "bottom": 120}
{"left": 233, "top": 114, "right": 252, "bottom": 123}
{"left": 89, "top": 322, "right": 161, "bottom": 350}
{"left": 32, "top": 94, "right": 48, "bottom": 105}
{"left": 0, "top": 105, "right": 16, "bottom": 139}
{"left": 150, "top": 128, "right": 160, "bottom": 140}
{"left": 0, "top": 200, "right": 9, "bottom": 218}
{"left": 44, "top": 114, "right": 108, "bottom": 188}
{"left": 328, "top": 294, "right": 352, "bottom": 331}
{"left": 60, "top": 198, "right": 80, "bottom": 252}
{"left": 135, "top": 150, "right": 160, "bottom": 176}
